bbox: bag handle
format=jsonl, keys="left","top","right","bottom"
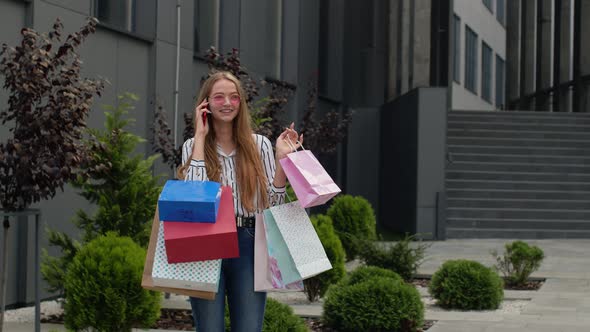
{"left": 285, "top": 137, "right": 306, "bottom": 152}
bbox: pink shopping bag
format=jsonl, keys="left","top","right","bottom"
{"left": 279, "top": 148, "right": 341, "bottom": 208}
{"left": 254, "top": 213, "right": 303, "bottom": 292}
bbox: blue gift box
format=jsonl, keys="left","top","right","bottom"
{"left": 158, "top": 180, "right": 222, "bottom": 223}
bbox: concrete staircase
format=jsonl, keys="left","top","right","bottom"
{"left": 445, "top": 110, "right": 590, "bottom": 238}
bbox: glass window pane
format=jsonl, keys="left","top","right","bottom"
{"left": 496, "top": 0, "right": 505, "bottom": 25}
{"left": 482, "top": 42, "right": 492, "bottom": 102}
{"left": 495, "top": 55, "right": 505, "bottom": 108}
{"left": 194, "top": 0, "right": 218, "bottom": 54}
{"left": 465, "top": 26, "right": 478, "bottom": 94}
{"left": 483, "top": 0, "right": 493, "bottom": 12}
{"left": 95, "top": 0, "right": 155, "bottom": 38}
{"left": 453, "top": 15, "right": 461, "bottom": 83}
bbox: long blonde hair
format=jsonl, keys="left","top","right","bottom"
{"left": 177, "top": 71, "right": 269, "bottom": 211}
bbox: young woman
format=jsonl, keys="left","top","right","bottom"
{"left": 177, "top": 71, "right": 302, "bottom": 332}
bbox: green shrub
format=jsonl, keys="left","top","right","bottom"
{"left": 303, "top": 214, "right": 346, "bottom": 302}
{"left": 323, "top": 276, "right": 423, "bottom": 332}
{"left": 347, "top": 265, "right": 403, "bottom": 286}
{"left": 43, "top": 93, "right": 162, "bottom": 294}
{"left": 263, "top": 298, "right": 308, "bottom": 332}
{"left": 491, "top": 240, "right": 544, "bottom": 287}
{"left": 429, "top": 259, "right": 504, "bottom": 310}
{"left": 326, "top": 195, "right": 376, "bottom": 261}
{"left": 359, "top": 233, "right": 430, "bottom": 281}
{"left": 64, "top": 233, "right": 161, "bottom": 331}
{"left": 221, "top": 298, "right": 307, "bottom": 332}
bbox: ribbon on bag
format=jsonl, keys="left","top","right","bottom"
{"left": 279, "top": 139, "right": 340, "bottom": 208}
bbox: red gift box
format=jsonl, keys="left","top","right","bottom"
{"left": 163, "top": 186, "right": 239, "bottom": 263}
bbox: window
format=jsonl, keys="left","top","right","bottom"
{"left": 483, "top": 0, "right": 493, "bottom": 13}
{"left": 496, "top": 0, "right": 505, "bottom": 26}
{"left": 495, "top": 55, "right": 505, "bottom": 108}
{"left": 193, "top": 0, "right": 219, "bottom": 55}
{"left": 94, "top": 0, "right": 156, "bottom": 38}
{"left": 453, "top": 15, "right": 461, "bottom": 83}
{"left": 464, "top": 26, "right": 478, "bottom": 94}
{"left": 481, "top": 42, "right": 492, "bottom": 103}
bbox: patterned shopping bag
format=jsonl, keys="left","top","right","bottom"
{"left": 142, "top": 208, "right": 215, "bottom": 299}
{"left": 152, "top": 221, "right": 221, "bottom": 292}
{"left": 254, "top": 213, "right": 304, "bottom": 292}
{"left": 263, "top": 202, "right": 332, "bottom": 284}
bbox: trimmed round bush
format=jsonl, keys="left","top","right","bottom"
{"left": 323, "top": 276, "right": 424, "bottom": 332}
{"left": 223, "top": 298, "right": 307, "bottom": 332}
{"left": 262, "top": 298, "right": 308, "bottom": 332}
{"left": 327, "top": 195, "right": 376, "bottom": 261}
{"left": 303, "top": 214, "right": 346, "bottom": 302}
{"left": 347, "top": 265, "right": 403, "bottom": 286}
{"left": 64, "top": 233, "right": 161, "bottom": 331}
{"left": 429, "top": 259, "right": 504, "bottom": 310}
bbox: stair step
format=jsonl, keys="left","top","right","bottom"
{"left": 449, "top": 110, "right": 590, "bottom": 122}
{"left": 448, "top": 145, "right": 590, "bottom": 156}
{"left": 447, "top": 188, "right": 590, "bottom": 200}
{"left": 446, "top": 179, "right": 590, "bottom": 191}
{"left": 446, "top": 227, "right": 590, "bottom": 239}
{"left": 448, "top": 137, "right": 590, "bottom": 148}
{"left": 447, "top": 207, "right": 590, "bottom": 220}
{"left": 448, "top": 153, "right": 590, "bottom": 165}
{"left": 447, "top": 218, "right": 590, "bottom": 230}
{"left": 448, "top": 198, "right": 590, "bottom": 210}
{"left": 448, "top": 121, "right": 590, "bottom": 132}
{"left": 448, "top": 128, "right": 590, "bottom": 140}
{"left": 446, "top": 170, "right": 590, "bottom": 182}
{"left": 447, "top": 161, "right": 590, "bottom": 174}
{"left": 445, "top": 110, "right": 590, "bottom": 238}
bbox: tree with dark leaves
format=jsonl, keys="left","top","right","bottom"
{"left": 0, "top": 18, "right": 105, "bottom": 212}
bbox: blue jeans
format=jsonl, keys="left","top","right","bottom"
{"left": 190, "top": 227, "right": 267, "bottom": 332}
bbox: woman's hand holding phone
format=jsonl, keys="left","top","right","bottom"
{"left": 194, "top": 99, "right": 210, "bottom": 139}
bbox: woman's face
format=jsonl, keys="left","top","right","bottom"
{"left": 208, "top": 78, "right": 241, "bottom": 124}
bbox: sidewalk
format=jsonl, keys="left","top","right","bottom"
{"left": 5, "top": 239, "right": 590, "bottom": 331}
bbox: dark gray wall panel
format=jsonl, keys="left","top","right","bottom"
{"left": 41, "top": 0, "right": 91, "bottom": 15}
{"left": 346, "top": 108, "right": 381, "bottom": 219}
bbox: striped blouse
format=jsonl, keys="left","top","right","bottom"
{"left": 181, "top": 134, "right": 286, "bottom": 217}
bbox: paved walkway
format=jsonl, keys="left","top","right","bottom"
{"left": 5, "top": 239, "right": 590, "bottom": 331}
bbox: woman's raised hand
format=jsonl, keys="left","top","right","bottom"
{"left": 194, "top": 99, "right": 210, "bottom": 139}
{"left": 276, "top": 122, "right": 303, "bottom": 160}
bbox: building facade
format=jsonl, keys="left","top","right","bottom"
{"left": 3, "top": 0, "right": 589, "bottom": 308}
{"left": 506, "top": 0, "right": 590, "bottom": 113}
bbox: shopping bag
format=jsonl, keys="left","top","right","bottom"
{"left": 263, "top": 202, "right": 332, "bottom": 284}
{"left": 254, "top": 213, "right": 304, "bottom": 292}
{"left": 151, "top": 220, "right": 221, "bottom": 293}
{"left": 141, "top": 208, "right": 215, "bottom": 300}
{"left": 163, "top": 186, "right": 239, "bottom": 263}
{"left": 279, "top": 149, "right": 340, "bottom": 208}
{"left": 158, "top": 180, "right": 222, "bottom": 223}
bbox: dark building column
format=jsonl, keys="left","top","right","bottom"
{"left": 521, "top": 0, "right": 537, "bottom": 110}
{"left": 507, "top": 0, "right": 522, "bottom": 106}
{"left": 580, "top": 0, "right": 590, "bottom": 112}
{"left": 387, "top": 0, "right": 400, "bottom": 100}
{"left": 554, "top": 0, "right": 573, "bottom": 112}
{"left": 536, "top": 0, "right": 553, "bottom": 111}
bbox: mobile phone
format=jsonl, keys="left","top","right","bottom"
{"left": 202, "top": 98, "right": 209, "bottom": 125}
